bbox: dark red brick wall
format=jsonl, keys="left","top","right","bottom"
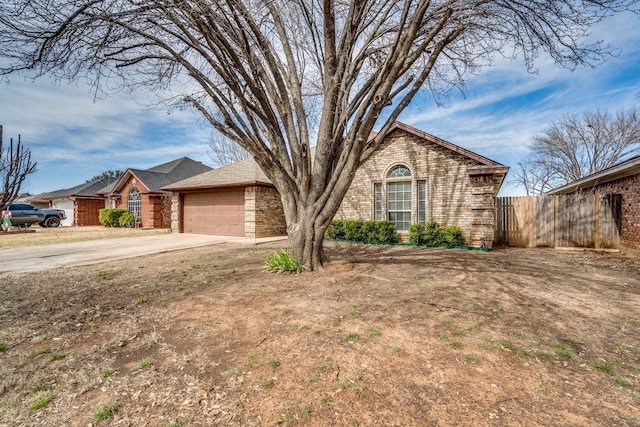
{"left": 75, "top": 198, "right": 105, "bottom": 226}
{"left": 116, "top": 178, "right": 170, "bottom": 229}
{"left": 589, "top": 173, "right": 640, "bottom": 250}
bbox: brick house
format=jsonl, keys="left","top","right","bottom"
{"left": 106, "top": 157, "right": 212, "bottom": 229}
{"left": 548, "top": 155, "right": 640, "bottom": 251}
{"left": 29, "top": 176, "right": 116, "bottom": 226}
{"left": 164, "top": 122, "right": 509, "bottom": 248}
{"left": 336, "top": 122, "right": 508, "bottom": 247}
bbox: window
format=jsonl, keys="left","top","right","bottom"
{"left": 381, "top": 165, "right": 412, "bottom": 231}
{"left": 387, "top": 181, "right": 412, "bottom": 231}
{"left": 128, "top": 189, "right": 141, "bottom": 220}
{"left": 418, "top": 181, "right": 426, "bottom": 224}
{"left": 374, "top": 183, "right": 383, "bottom": 221}
{"left": 388, "top": 165, "right": 411, "bottom": 178}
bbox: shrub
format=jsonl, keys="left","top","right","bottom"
{"left": 361, "top": 220, "right": 398, "bottom": 243}
{"left": 409, "top": 221, "right": 465, "bottom": 246}
{"left": 343, "top": 220, "right": 365, "bottom": 241}
{"left": 265, "top": 249, "right": 303, "bottom": 273}
{"left": 423, "top": 221, "right": 445, "bottom": 245}
{"left": 118, "top": 212, "right": 137, "bottom": 228}
{"left": 325, "top": 220, "right": 398, "bottom": 243}
{"left": 441, "top": 225, "right": 464, "bottom": 246}
{"left": 408, "top": 223, "right": 426, "bottom": 245}
{"left": 99, "top": 209, "right": 129, "bottom": 227}
{"left": 325, "top": 219, "right": 345, "bottom": 240}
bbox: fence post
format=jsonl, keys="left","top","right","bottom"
{"left": 553, "top": 195, "right": 559, "bottom": 248}
{"left": 594, "top": 195, "right": 600, "bottom": 250}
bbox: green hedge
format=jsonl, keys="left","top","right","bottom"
{"left": 408, "top": 221, "right": 465, "bottom": 246}
{"left": 99, "top": 208, "right": 129, "bottom": 227}
{"left": 118, "top": 211, "right": 137, "bottom": 228}
{"left": 325, "top": 220, "right": 398, "bottom": 243}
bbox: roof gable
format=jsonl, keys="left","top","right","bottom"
{"left": 111, "top": 157, "right": 213, "bottom": 193}
{"left": 162, "top": 157, "right": 271, "bottom": 191}
{"left": 384, "top": 122, "right": 505, "bottom": 168}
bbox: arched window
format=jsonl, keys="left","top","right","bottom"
{"left": 386, "top": 165, "right": 412, "bottom": 231}
{"left": 128, "top": 189, "right": 141, "bottom": 221}
{"left": 388, "top": 165, "right": 411, "bottom": 178}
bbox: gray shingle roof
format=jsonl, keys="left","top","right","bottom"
{"left": 547, "top": 154, "right": 640, "bottom": 194}
{"left": 36, "top": 176, "right": 114, "bottom": 200}
{"left": 162, "top": 157, "right": 271, "bottom": 191}
{"left": 113, "top": 157, "right": 213, "bottom": 193}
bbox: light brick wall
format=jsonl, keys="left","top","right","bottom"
{"left": 583, "top": 173, "right": 640, "bottom": 251}
{"left": 245, "top": 186, "right": 287, "bottom": 238}
{"left": 170, "top": 186, "right": 287, "bottom": 237}
{"left": 170, "top": 193, "right": 180, "bottom": 233}
{"left": 336, "top": 130, "right": 499, "bottom": 248}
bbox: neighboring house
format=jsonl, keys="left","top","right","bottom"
{"left": 164, "top": 122, "right": 509, "bottom": 248}
{"left": 107, "top": 157, "right": 213, "bottom": 229}
{"left": 547, "top": 155, "right": 640, "bottom": 251}
{"left": 28, "top": 176, "right": 116, "bottom": 226}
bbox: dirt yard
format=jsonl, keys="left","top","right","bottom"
{"left": 0, "top": 237, "right": 639, "bottom": 426}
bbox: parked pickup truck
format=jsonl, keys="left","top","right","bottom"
{"left": 7, "top": 203, "right": 67, "bottom": 228}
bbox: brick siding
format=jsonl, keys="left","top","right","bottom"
{"left": 245, "top": 186, "right": 287, "bottom": 238}
{"left": 336, "top": 130, "right": 500, "bottom": 248}
{"left": 170, "top": 193, "right": 180, "bottom": 233}
{"left": 170, "top": 186, "right": 287, "bottom": 237}
{"left": 116, "top": 178, "right": 171, "bottom": 229}
{"left": 580, "top": 173, "right": 640, "bottom": 251}
{"left": 74, "top": 198, "right": 106, "bottom": 226}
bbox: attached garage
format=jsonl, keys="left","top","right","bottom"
{"left": 162, "top": 157, "right": 287, "bottom": 238}
{"left": 183, "top": 190, "right": 245, "bottom": 236}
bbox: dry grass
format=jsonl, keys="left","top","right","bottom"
{"left": 0, "top": 241, "right": 639, "bottom": 426}
{"left": 0, "top": 226, "right": 169, "bottom": 248}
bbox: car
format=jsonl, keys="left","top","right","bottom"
{"left": 7, "top": 203, "right": 67, "bottom": 228}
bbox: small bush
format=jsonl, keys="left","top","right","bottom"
{"left": 99, "top": 209, "right": 129, "bottom": 227}
{"left": 408, "top": 223, "right": 426, "bottom": 245}
{"left": 409, "top": 221, "right": 465, "bottom": 246}
{"left": 265, "top": 249, "right": 303, "bottom": 273}
{"left": 118, "top": 212, "right": 137, "bottom": 228}
{"left": 361, "top": 220, "right": 398, "bottom": 243}
{"left": 343, "top": 220, "right": 365, "bottom": 241}
{"left": 442, "top": 226, "right": 464, "bottom": 246}
{"left": 325, "top": 219, "right": 345, "bottom": 240}
{"left": 325, "top": 220, "right": 398, "bottom": 243}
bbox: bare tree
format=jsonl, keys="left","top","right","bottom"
{"left": 509, "top": 160, "right": 561, "bottom": 196}
{"left": 86, "top": 170, "right": 124, "bottom": 183}
{"left": 208, "top": 133, "right": 250, "bottom": 167}
{"left": 512, "top": 109, "right": 640, "bottom": 194}
{"left": 1, "top": 0, "right": 636, "bottom": 269}
{"left": 0, "top": 125, "right": 38, "bottom": 209}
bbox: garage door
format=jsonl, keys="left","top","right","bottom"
{"left": 183, "top": 190, "right": 245, "bottom": 236}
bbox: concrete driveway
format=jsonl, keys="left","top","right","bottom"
{"left": 0, "top": 233, "right": 286, "bottom": 275}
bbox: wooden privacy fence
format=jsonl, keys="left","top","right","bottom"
{"left": 495, "top": 194, "right": 622, "bottom": 249}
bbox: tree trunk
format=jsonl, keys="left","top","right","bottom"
{"left": 287, "top": 218, "right": 327, "bottom": 271}
{"left": 278, "top": 173, "right": 349, "bottom": 271}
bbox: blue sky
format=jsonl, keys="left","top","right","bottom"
{"left": 1, "top": 11, "right": 638, "bottom": 197}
